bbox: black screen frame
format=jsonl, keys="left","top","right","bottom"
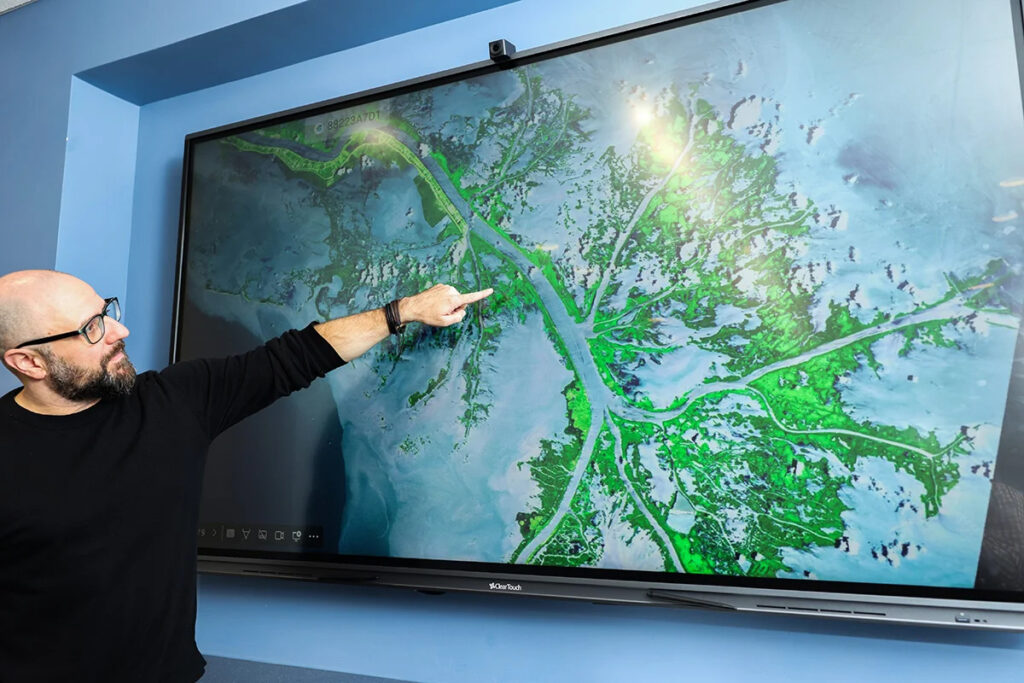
{"left": 172, "top": 0, "right": 1024, "bottom": 628}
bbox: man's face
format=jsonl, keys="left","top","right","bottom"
{"left": 29, "top": 284, "right": 137, "bottom": 401}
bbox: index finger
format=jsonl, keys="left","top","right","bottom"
{"left": 458, "top": 288, "right": 494, "bottom": 305}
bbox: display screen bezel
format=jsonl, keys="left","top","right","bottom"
{"left": 173, "top": 0, "right": 1024, "bottom": 625}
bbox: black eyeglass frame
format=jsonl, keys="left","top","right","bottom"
{"left": 14, "top": 297, "right": 121, "bottom": 349}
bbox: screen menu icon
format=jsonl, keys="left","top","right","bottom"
{"left": 198, "top": 523, "right": 323, "bottom": 549}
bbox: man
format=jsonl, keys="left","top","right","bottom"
{"left": 0, "top": 269, "right": 492, "bottom": 682}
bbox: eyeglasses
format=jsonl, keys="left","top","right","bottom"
{"left": 15, "top": 297, "right": 122, "bottom": 349}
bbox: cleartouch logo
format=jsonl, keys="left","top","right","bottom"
{"left": 488, "top": 581, "right": 523, "bottom": 592}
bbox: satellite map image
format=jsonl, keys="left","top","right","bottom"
{"left": 184, "top": 0, "right": 1024, "bottom": 588}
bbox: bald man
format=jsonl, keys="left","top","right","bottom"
{"left": 0, "top": 270, "right": 492, "bottom": 683}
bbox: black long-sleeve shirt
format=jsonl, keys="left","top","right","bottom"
{"left": 0, "top": 324, "right": 344, "bottom": 682}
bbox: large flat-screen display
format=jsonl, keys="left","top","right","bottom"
{"left": 174, "top": 0, "right": 1024, "bottom": 628}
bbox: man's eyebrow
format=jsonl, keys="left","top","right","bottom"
{"left": 76, "top": 300, "right": 106, "bottom": 328}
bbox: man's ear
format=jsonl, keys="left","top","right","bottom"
{"left": 2, "top": 348, "right": 47, "bottom": 381}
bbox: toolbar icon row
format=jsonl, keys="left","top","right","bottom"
{"left": 197, "top": 524, "right": 323, "bottom": 548}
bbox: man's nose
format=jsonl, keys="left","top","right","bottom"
{"left": 105, "top": 317, "right": 130, "bottom": 342}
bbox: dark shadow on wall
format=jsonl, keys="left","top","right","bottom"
{"left": 78, "top": 0, "right": 518, "bottom": 105}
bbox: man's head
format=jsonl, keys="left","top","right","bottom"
{"left": 0, "top": 270, "right": 136, "bottom": 404}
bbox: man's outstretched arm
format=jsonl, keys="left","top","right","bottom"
{"left": 314, "top": 284, "right": 494, "bottom": 362}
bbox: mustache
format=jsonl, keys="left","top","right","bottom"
{"left": 102, "top": 341, "right": 127, "bottom": 365}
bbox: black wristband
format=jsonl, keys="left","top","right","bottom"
{"left": 384, "top": 298, "right": 405, "bottom": 335}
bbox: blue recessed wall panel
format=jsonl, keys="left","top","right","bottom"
{"left": 55, "top": 78, "right": 139, "bottom": 306}
{"left": 0, "top": 0, "right": 304, "bottom": 396}
{"left": 0, "top": 0, "right": 305, "bottom": 277}
{"left": 123, "top": 1, "right": 1024, "bottom": 678}
{"left": 2, "top": 0, "right": 1024, "bottom": 679}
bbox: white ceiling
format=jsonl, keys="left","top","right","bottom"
{"left": 0, "top": 0, "right": 38, "bottom": 17}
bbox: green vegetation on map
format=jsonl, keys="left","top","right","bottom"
{"left": 203, "top": 66, "right": 1012, "bottom": 580}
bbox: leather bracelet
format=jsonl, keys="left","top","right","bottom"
{"left": 384, "top": 298, "right": 405, "bottom": 335}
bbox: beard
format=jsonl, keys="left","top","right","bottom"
{"left": 42, "top": 341, "right": 138, "bottom": 402}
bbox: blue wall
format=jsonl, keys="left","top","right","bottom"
{"left": 2, "top": 0, "right": 1024, "bottom": 680}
